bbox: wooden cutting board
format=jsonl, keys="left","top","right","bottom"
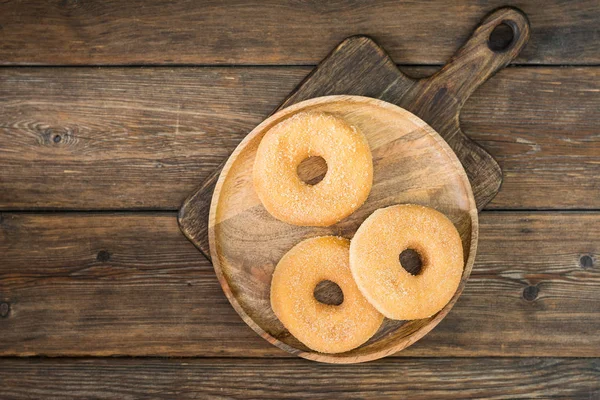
{"left": 178, "top": 7, "right": 529, "bottom": 362}
{"left": 179, "top": 7, "right": 530, "bottom": 259}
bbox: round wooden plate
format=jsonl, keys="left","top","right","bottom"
{"left": 208, "top": 95, "right": 478, "bottom": 363}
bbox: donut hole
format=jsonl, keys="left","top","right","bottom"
{"left": 297, "top": 156, "right": 328, "bottom": 185}
{"left": 399, "top": 249, "right": 423, "bottom": 276}
{"left": 313, "top": 280, "right": 344, "bottom": 306}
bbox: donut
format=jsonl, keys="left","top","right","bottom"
{"left": 270, "top": 236, "right": 384, "bottom": 353}
{"left": 253, "top": 112, "right": 373, "bottom": 227}
{"left": 349, "top": 204, "right": 464, "bottom": 320}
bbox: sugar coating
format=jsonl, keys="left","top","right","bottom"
{"left": 270, "top": 236, "right": 384, "bottom": 354}
{"left": 253, "top": 112, "right": 373, "bottom": 226}
{"left": 349, "top": 204, "right": 464, "bottom": 320}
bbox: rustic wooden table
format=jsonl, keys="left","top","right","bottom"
{"left": 1, "top": 1, "right": 599, "bottom": 398}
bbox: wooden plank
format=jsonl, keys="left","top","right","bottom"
{"left": 1, "top": 67, "right": 598, "bottom": 210}
{"left": 0, "top": 211, "right": 598, "bottom": 357}
{"left": 0, "top": 1, "right": 598, "bottom": 65}
{"left": 462, "top": 67, "right": 600, "bottom": 209}
{"left": 0, "top": 67, "right": 305, "bottom": 210}
{"left": 1, "top": 358, "right": 598, "bottom": 399}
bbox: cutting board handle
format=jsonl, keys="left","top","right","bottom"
{"left": 426, "top": 7, "right": 530, "bottom": 110}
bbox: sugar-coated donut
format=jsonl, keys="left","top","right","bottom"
{"left": 271, "top": 236, "right": 384, "bottom": 354}
{"left": 349, "top": 204, "right": 464, "bottom": 320}
{"left": 253, "top": 112, "right": 373, "bottom": 227}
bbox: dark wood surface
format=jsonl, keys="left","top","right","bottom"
{"left": 1, "top": 212, "right": 598, "bottom": 357}
{"left": 0, "top": 0, "right": 598, "bottom": 65}
{"left": 1, "top": 66, "right": 598, "bottom": 210}
{"left": 1, "top": 358, "right": 598, "bottom": 399}
{"left": 1, "top": 0, "right": 599, "bottom": 397}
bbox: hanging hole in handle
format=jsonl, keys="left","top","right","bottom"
{"left": 488, "top": 20, "right": 518, "bottom": 52}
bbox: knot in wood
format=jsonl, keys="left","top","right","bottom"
{"left": 522, "top": 285, "right": 539, "bottom": 301}
{"left": 580, "top": 255, "right": 594, "bottom": 269}
{"left": 97, "top": 250, "right": 111, "bottom": 262}
{"left": 0, "top": 302, "right": 10, "bottom": 318}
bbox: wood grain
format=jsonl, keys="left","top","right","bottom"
{"left": 1, "top": 358, "right": 599, "bottom": 399}
{"left": 207, "top": 96, "right": 478, "bottom": 362}
{"left": 1, "top": 66, "right": 597, "bottom": 210}
{"left": 0, "top": 212, "right": 597, "bottom": 357}
{"left": 0, "top": 0, "right": 598, "bottom": 65}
